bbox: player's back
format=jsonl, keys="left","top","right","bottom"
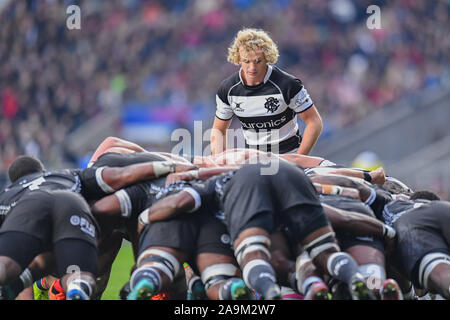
{"left": 0, "top": 169, "right": 83, "bottom": 224}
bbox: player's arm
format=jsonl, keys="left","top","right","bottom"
{"left": 98, "top": 161, "right": 197, "bottom": 191}
{"left": 165, "top": 166, "right": 239, "bottom": 185}
{"left": 322, "top": 203, "right": 396, "bottom": 243}
{"left": 313, "top": 183, "right": 361, "bottom": 200}
{"left": 89, "top": 136, "right": 147, "bottom": 164}
{"left": 309, "top": 174, "right": 374, "bottom": 202}
{"left": 296, "top": 105, "right": 322, "bottom": 155}
{"left": 278, "top": 153, "right": 325, "bottom": 167}
{"left": 211, "top": 117, "right": 232, "bottom": 155}
{"left": 137, "top": 188, "right": 200, "bottom": 229}
{"left": 91, "top": 184, "right": 148, "bottom": 219}
{"left": 324, "top": 167, "right": 385, "bottom": 185}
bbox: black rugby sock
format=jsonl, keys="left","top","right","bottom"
{"left": 327, "top": 252, "right": 360, "bottom": 285}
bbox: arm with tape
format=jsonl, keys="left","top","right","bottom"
{"left": 96, "top": 161, "right": 197, "bottom": 191}
{"left": 313, "top": 183, "right": 361, "bottom": 200}
{"left": 165, "top": 166, "right": 239, "bottom": 186}
{"left": 138, "top": 188, "right": 201, "bottom": 229}
{"left": 310, "top": 174, "right": 374, "bottom": 202}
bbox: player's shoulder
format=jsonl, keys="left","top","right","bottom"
{"left": 269, "top": 65, "right": 302, "bottom": 86}
{"left": 218, "top": 71, "right": 241, "bottom": 93}
{"left": 269, "top": 65, "right": 303, "bottom": 102}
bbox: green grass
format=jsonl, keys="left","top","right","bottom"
{"left": 101, "top": 241, "right": 134, "bottom": 300}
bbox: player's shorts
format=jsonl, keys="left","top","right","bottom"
{"left": 0, "top": 189, "right": 98, "bottom": 247}
{"left": 320, "top": 195, "right": 384, "bottom": 252}
{"left": 222, "top": 162, "right": 323, "bottom": 241}
{"left": 393, "top": 201, "right": 450, "bottom": 287}
{"left": 138, "top": 211, "right": 233, "bottom": 258}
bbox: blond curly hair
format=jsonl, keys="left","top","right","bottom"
{"left": 227, "top": 28, "right": 279, "bottom": 65}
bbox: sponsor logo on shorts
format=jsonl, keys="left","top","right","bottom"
{"left": 70, "top": 215, "right": 96, "bottom": 238}
{"left": 220, "top": 234, "right": 231, "bottom": 245}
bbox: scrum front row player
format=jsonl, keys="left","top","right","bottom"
{"left": 0, "top": 154, "right": 196, "bottom": 300}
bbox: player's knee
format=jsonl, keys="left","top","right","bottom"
{"left": 418, "top": 252, "right": 450, "bottom": 290}
{"left": 136, "top": 249, "right": 180, "bottom": 282}
{"left": 234, "top": 235, "right": 271, "bottom": 266}
{"left": 0, "top": 261, "right": 7, "bottom": 284}
{"left": 0, "top": 257, "right": 21, "bottom": 284}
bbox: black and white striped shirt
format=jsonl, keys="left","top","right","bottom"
{"left": 215, "top": 65, "right": 314, "bottom": 154}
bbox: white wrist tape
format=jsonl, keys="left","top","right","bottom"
{"left": 138, "top": 209, "right": 149, "bottom": 226}
{"left": 182, "top": 188, "right": 202, "bottom": 212}
{"left": 189, "top": 170, "right": 200, "bottom": 179}
{"left": 152, "top": 161, "right": 175, "bottom": 178}
{"left": 383, "top": 224, "right": 396, "bottom": 239}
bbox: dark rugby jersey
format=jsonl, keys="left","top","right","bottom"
{"left": 381, "top": 199, "right": 430, "bottom": 227}
{"left": 114, "top": 179, "right": 191, "bottom": 219}
{"left": 181, "top": 171, "right": 237, "bottom": 221}
{"left": 0, "top": 168, "right": 110, "bottom": 225}
{"left": 215, "top": 65, "right": 314, "bottom": 153}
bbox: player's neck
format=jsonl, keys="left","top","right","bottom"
{"left": 240, "top": 67, "right": 268, "bottom": 86}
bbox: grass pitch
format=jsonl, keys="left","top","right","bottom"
{"left": 101, "top": 241, "right": 134, "bottom": 300}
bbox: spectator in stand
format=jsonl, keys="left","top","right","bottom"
{"left": 0, "top": 0, "right": 448, "bottom": 195}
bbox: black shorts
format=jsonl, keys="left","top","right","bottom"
{"left": 223, "top": 162, "right": 322, "bottom": 240}
{"left": 337, "top": 235, "right": 384, "bottom": 252}
{"left": 280, "top": 204, "right": 331, "bottom": 246}
{"left": 393, "top": 201, "right": 450, "bottom": 286}
{"left": 0, "top": 189, "right": 99, "bottom": 248}
{"left": 138, "top": 211, "right": 233, "bottom": 258}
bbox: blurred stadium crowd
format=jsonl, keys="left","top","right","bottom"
{"left": 1, "top": 0, "right": 449, "bottom": 188}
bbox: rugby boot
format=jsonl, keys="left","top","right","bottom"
{"left": 0, "top": 286, "right": 15, "bottom": 300}
{"left": 66, "top": 281, "right": 91, "bottom": 300}
{"left": 119, "top": 281, "right": 131, "bottom": 300}
{"left": 350, "top": 274, "right": 377, "bottom": 300}
{"left": 127, "top": 278, "right": 156, "bottom": 300}
{"left": 229, "top": 278, "right": 254, "bottom": 300}
{"left": 263, "top": 283, "right": 282, "bottom": 300}
{"left": 380, "top": 279, "right": 403, "bottom": 300}
{"left": 304, "top": 281, "right": 330, "bottom": 300}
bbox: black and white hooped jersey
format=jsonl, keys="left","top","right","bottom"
{"left": 215, "top": 65, "right": 314, "bottom": 153}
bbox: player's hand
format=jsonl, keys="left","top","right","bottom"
{"left": 165, "top": 171, "right": 199, "bottom": 186}
{"left": 370, "top": 167, "right": 386, "bottom": 185}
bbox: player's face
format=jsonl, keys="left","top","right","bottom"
{"left": 239, "top": 47, "right": 268, "bottom": 86}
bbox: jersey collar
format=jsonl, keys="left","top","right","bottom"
{"left": 239, "top": 64, "right": 273, "bottom": 86}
